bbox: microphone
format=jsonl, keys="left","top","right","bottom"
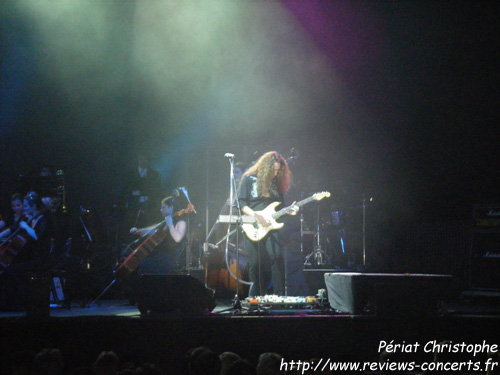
{"left": 224, "top": 153, "right": 235, "bottom": 159}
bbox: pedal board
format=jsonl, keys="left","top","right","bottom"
{"left": 241, "top": 294, "right": 328, "bottom": 310}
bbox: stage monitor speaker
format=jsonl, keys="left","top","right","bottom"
{"left": 469, "top": 230, "right": 500, "bottom": 291}
{"left": 27, "top": 274, "right": 51, "bottom": 318}
{"left": 137, "top": 274, "right": 215, "bottom": 315}
{"left": 324, "top": 273, "right": 454, "bottom": 317}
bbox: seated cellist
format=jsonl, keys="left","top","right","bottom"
{"left": 0, "top": 193, "right": 54, "bottom": 312}
{"left": 0, "top": 193, "right": 25, "bottom": 232}
{"left": 129, "top": 196, "right": 187, "bottom": 275}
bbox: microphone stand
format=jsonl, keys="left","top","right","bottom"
{"left": 203, "top": 154, "right": 252, "bottom": 313}
{"left": 362, "top": 194, "right": 367, "bottom": 267}
{"left": 225, "top": 156, "right": 244, "bottom": 310}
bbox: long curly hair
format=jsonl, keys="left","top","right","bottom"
{"left": 242, "top": 151, "right": 291, "bottom": 197}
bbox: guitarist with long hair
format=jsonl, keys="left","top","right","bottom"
{"left": 237, "top": 151, "right": 298, "bottom": 297}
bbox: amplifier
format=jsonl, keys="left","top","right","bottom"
{"left": 472, "top": 205, "right": 500, "bottom": 227}
{"left": 469, "top": 230, "right": 500, "bottom": 290}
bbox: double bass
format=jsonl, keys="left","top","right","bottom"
{"left": 114, "top": 204, "right": 194, "bottom": 280}
{"left": 205, "top": 242, "right": 249, "bottom": 298}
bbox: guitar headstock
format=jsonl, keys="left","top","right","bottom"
{"left": 313, "top": 191, "right": 331, "bottom": 201}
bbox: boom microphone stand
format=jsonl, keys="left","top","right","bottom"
{"left": 203, "top": 154, "right": 252, "bottom": 311}
{"left": 361, "top": 194, "right": 372, "bottom": 268}
{"left": 223, "top": 153, "right": 244, "bottom": 309}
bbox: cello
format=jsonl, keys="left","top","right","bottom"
{"left": 114, "top": 204, "right": 194, "bottom": 280}
{"left": 0, "top": 226, "right": 30, "bottom": 275}
{"left": 0, "top": 208, "right": 49, "bottom": 275}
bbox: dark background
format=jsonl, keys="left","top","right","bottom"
{"left": 1, "top": 1, "right": 500, "bottom": 281}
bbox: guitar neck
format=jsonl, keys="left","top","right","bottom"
{"left": 272, "top": 195, "right": 316, "bottom": 220}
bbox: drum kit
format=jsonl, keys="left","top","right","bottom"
{"left": 302, "top": 203, "right": 347, "bottom": 268}
{"left": 301, "top": 195, "right": 372, "bottom": 270}
{"left": 300, "top": 194, "right": 370, "bottom": 270}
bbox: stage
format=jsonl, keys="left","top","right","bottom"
{"left": 1, "top": 289, "right": 499, "bottom": 374}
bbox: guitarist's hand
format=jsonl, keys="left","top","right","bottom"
{"left": 288, "top": 201, "right": 299, "bottom": 215}
{"left": 255, "top": 213, "right": 271, "bottom": 227}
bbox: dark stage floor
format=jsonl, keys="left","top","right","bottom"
{"left": 1, "top": 292, "right": 500, "bottom": 319}
{"left": 1, "top": 292, "right": 499, "bottom": 374}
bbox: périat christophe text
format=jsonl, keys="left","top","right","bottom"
{"left": 278, "top": 340, "right": 498, "bottom": 374}
{"left": 379, "top": 340, "right": 498, "bottom": 357}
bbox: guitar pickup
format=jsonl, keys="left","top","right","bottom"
{"left": 217, "top": 215, "right": 256, "bottom": 224}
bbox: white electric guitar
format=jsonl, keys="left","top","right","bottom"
{"left": 242, "top": 191, "right": 330, "bottom": 242}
